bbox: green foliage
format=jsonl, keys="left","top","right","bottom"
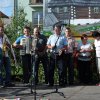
{"left": 4, "top": 8, "right": 32, "bottom": 77}
{"left": 5, "top": 7, "right": 31, "bottom": 41}
{"left": 43, "top": 31, "right": 52, "bottom": 37}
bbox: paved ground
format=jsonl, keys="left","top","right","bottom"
{"left": 0, "top": 83, "right": 100, "bottom": 100}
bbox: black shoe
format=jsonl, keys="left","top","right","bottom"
{"left": 59, "top": 83, "right": 65, "bottom": 87}
{"left": 45, "top": 81, "right": 48, "bottom": 84}
{"left": 69, "top": 82, "right": 74, "bottom": 86}
{"left": 48, "top": 84, "right": 54, "bottom": 87}
{"left": 0, "top": 82, "right": 3, "bottom": 85}
{"left": 3, "top": 83, "right": 15, "bottom": 87}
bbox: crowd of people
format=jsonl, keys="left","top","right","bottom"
{"left": 0, "top": 24, "right": 100, "bottom": 87}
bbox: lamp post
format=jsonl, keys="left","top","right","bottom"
{"left": 38, "top": 13, "right": 40, "bottom": 27}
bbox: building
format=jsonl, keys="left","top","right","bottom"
{"left": 17, "top": 0, "right": 100, "bottom": 27}
{"left": 48, "top": 0, "right": 100, "bottom": 25}
{"left": 17, "top": 0, "right": 43, "bottom": 27}
{"left": 0, "top": 11, "right": 11, "bottom": 27}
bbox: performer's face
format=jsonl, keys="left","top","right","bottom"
{"left": 65, "top": 29, "right": 71, "bottom": 37}
{"left": 33, "top": 28, "right": 39, "bottom": 36}
{"left": 23, "top": 28, "right": 30, "bottom": 36}
{"left": 0, "top": 26, "right": 4, "bottom": 36}
{"left": 54, "top": 26, "right": 61, "bottom": 35}
{"left": 81, "top": 37, "right": 88, "bottom": 44}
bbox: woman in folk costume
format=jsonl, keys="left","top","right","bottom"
{"left": 0, "top": 25, "right": 16, "bottom": 87}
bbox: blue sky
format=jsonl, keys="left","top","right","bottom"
{"left": 0, "top": 0, "right": 14, "bottom": 16}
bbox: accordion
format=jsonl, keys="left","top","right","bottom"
{"left": 20, "top": 37, "right": 31, "bottom": 55}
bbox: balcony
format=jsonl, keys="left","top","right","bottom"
{"left": 29, "top": 0, "right": 43, "bottom": 7}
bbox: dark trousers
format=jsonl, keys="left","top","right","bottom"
{"left": 0, "top": 57, "right": 12, "bottom": 84}
{"left": 63, "top": 53, "right": 74, "bottom": 84}
{"left": 32, "top": 54, "right": 48, "bottom": 84}
{"left": 49, "top": 55, "right": 64, "bottom": 85}
{"left": 21, "top": 54, "right": 32, "bottom": 83}
{"left": 77, "top": 60, "right": 92, "bottom": 84}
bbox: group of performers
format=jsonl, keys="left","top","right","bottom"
{"left": 0, "top": 24, "right": 100, "bottom": 87}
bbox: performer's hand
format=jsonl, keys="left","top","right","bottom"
{"left": 80, "top": 49, "right": 85, "bottom": 52}
{"left": 58, "top": 49, "right": 62, "bottom": 56}
{"left": 52, "top": 45, "right": 56, "bottom": 50}
{"left": 12, "top": 44, "right": 23, "bottom": 49}
{"left": 34, "top": 47, "right": 38, "bottom": 52}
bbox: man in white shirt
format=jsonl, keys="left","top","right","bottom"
{"left": 47, "top": 24, "right": 67, "bottom": 86}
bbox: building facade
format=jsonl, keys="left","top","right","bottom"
{"left": 17, "top": 0, "right": 43, "bottom": 26}
{"left": 17, "top": 0, "right": 100, "bottom": 27}
{"left": 48, "top": 0, "right": 100, "bottom": 24}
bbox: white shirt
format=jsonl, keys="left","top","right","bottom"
{"left": 77, "top": 41, "right": 93, "bottom": 61}
{"left": 47, "top": 34, "right": 67, "bottom": 53}
{"left": 94, "top": 39, "right": 100, "bottom": 57}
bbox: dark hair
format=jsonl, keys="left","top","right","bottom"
{"left": 81, "top": 34, "right": 88, "bottom": 40}
{"left": 92, "top": 31, "right": 100, "bottom": 37}
{"left": 0, "top": 25, "right": 4, "bottom": 28}
{"left": 24, "top": 26, "right": 31, "bottom": 31}
{"left": 66, "top": 27, "right": 71, "bottom": 30}
{"left": 53, "top": 24, "right": 61, "bottom": 30}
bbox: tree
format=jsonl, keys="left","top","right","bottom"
{"left": 5, "top": 8, "right": 31, "bottom": 42}
{"left": 5, "top": 8, "right": 32, "bottom": 77}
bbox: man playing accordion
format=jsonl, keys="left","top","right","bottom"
{"left": 13, "top": 26, "right": 32, "bottom": 84}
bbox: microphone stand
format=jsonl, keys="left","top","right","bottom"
{"left": 16, "top": 50, "right": 37, "bottom": 100}
{"left": 41, "top": 50, "right": 66, "bottom": 98}
{"left": 30, "top": 49, "right": 38, "bottom": 100}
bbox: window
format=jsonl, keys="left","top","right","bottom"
{"left": 55, "top": 7, "right": 59, "bottom": 13}
{"left": 63, "top": 7, "right": 68, "bottom": 12}
{"left": 94, "top": 7, "right": 99, "bottom": 14}
{"left": 32, "top": 11, "right": 43, "bottom": 26}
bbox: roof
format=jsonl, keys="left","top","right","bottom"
{"left": 0, "top": 11, "right": 9, "bottom": 18}
{"left": 44, "top": 13, "right": 58, "bottom": 27}
{"left": 48, "top": 0, "right": 100, "bottom": 7}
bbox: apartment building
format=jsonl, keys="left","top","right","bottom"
{"left": 17, "top": 0, "right": 43, "bottom": 26}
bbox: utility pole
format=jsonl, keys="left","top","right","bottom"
{"left": 14, "top": 0, "right": 18, "bottom": 16}
{"left": 43, "top": 0, "right": 48, "bottom": 27}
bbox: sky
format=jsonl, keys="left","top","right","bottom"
{"left": 0, "top": 0, "right": 14, "bottom": 16}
